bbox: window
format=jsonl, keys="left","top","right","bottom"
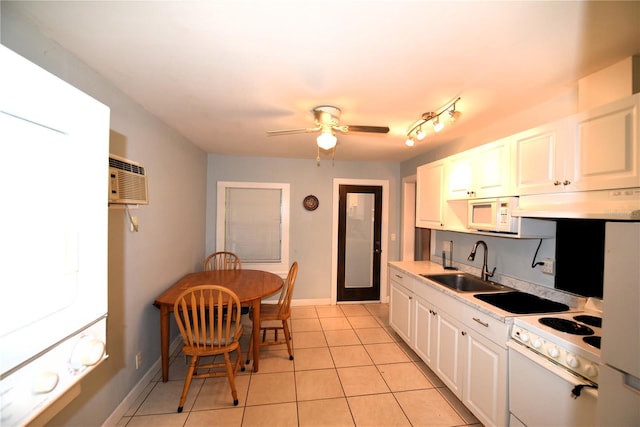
{"left": 216, "top": 182, "right": 289, "bottom": 274}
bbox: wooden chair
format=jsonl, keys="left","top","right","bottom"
{"left": 203, "top": 251, "right": 248, "bottom": 315}
{"left": 202, "top": 251, "right": 242, "bottom": 271}
{"left": 173, "top": 285, "right": 245, "bottom": 411}
{"left": 246, "top": 261, "right": 298, "bottom": 363}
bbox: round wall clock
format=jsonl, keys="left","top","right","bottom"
{"left": 303, "top": 195, "right": 319, "bottom": 211}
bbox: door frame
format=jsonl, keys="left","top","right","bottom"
{"left": 331, "top": 178, "right": 389, "bottom": 304}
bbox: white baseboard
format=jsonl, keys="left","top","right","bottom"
{"left": 102, "top": 335, "right": 183, "bottom": 427}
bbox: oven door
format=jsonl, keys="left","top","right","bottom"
{"left": 508, "top": 342, "right": 597, "bottom": 427}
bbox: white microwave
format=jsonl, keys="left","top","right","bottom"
{"left": 468, "top": 197, "right": 519, "bottom": 233}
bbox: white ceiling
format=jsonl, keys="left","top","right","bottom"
{"left": 8, "top": 1, "right": 640, "bottom": 162}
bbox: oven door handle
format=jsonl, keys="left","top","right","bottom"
{"left": 508, "top": 341, "right": 598, "bottom": 398}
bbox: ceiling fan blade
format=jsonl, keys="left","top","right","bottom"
{"left": 344, "top": 125, "right": 390, "bottom": 134}
{"left": 266, "top": 127, "right": 321, "bottom": 136}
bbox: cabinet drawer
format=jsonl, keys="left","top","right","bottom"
{"left": 389, "top": 268, "right": 413, "bottom": 292}
{"left": 462, "top": 305, "right": 509, "bottom": 347}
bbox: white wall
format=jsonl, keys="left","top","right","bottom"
{"left": 2, "top": 5, "right": 208, "bottom": 426}
{"left": 206, "top": 155, "right": 401, "bottom": 302}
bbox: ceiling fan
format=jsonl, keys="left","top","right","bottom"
{"left": 266, "top": 105, "right": 390, "bottom": 151}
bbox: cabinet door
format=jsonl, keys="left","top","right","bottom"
{"left": 389, "top": 280, "right": 412, "bottom": 343}
{"left": 413, "top": 296, "right": 436, "bottom": 366}
{"left": 512, "top": 119, "right": 569, "bottom": 195}
{"left": 463, "top": 332, "right": 508, "bottom": 427}
{"left": 568, "top": 93, "right": 640, "bottom": 192}
{"left": 435, "top": 310, "right": 465, "bottom": 398}
{"left": 447, "top": 153, "right": 473, "bottom": 200}
{"left": 473, "top": 138, "right": 512, "bottom": 198}
{"left": 416, "top": 161, "right": 445, "bottom": 229}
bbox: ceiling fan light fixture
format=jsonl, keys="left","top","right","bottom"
{"left": 317, "top": 130, "right": 337, "bottom": 150}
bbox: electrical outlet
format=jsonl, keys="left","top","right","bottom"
{"left": 541, "top": 258, "right": 555, "bottom": 275}
{"left": 135, "top": 352, "right": 142, "bottom": 370}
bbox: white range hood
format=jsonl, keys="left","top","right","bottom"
{"left": 512, "top": 188, "right": 640, "bottom": 220}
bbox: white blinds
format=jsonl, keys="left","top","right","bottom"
{"left": 224, "top": 187, "right": 282, "bottom": 262}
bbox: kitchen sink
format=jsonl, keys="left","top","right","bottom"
{"left": 421, "top": 273, "right": 511, "bottom": 293}
{"left": 474, "top": 291, "right": 570, "bottom": 314}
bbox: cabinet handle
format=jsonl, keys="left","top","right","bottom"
{"left": 473, "top": 317, "right": 489, "bottom": 327}
{"left": 553, "top": 180, "right": 561, "bottom": 186}
{"left": 563, "top": 180, "right": 571, "bottom": 186}
{"left": 461, "top": 331, "right": 467, "bottom": 336}
{"left": 394, "top": 274, "right": 403, "bottom": 279}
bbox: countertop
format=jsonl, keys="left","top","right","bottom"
{"left": 389, "top": 260, "right": 583, "bottom": 324}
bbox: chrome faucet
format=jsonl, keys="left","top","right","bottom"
{"left": 468, "top": 240, "right": 496, "bottom": 281}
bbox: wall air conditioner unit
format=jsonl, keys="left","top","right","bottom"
{"left": 108, "top": 154, "right": 149, "bottom": 205}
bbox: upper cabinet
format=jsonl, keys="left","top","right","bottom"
{"left": 514, "top": 93, "right": 640, "bottom": 195}
{"left": 416, "top": 160, "right": 446, "bottom": 229}
{"left": 448, "top": 137, "right": 512, "bottom": 200}
{"left": 512, "top": 119, "right": 570, "bottom": 195}
{"left": 568, "top": 93, "right": 640, "bottom": 192}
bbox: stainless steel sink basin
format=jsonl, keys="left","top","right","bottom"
{"left": 420, "top": 273, "right": 511, "bottom": 293}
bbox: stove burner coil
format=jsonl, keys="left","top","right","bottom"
{"left": 583, "top": 336, "right": 601, "bottom": 349}
{"left": 538, "top": 317, "right": 595, "bottom": 335}
{"left": 573, "top": 315, "right": 602, "bottom": 328}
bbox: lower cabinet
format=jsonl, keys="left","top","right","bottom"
{"left": 389, "top": 277, "right": 412, "bottom": 343}
{"left": 389, "top": 268, "right": 508, "bottom": 427}
{"left": 413, "top": 295, "right": 437, "bottom": 366}
{"left": 463, "top": 327, "right": 508, "bottom": 427}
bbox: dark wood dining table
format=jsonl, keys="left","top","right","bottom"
{"left": 154, "top": 269, "right": 284, "bottom": 381}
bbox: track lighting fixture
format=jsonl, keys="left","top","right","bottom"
{"left": 432, "top": 117, "right": 444, "bottom": 132}
{"left": 405, "top": 97, "right": 461, "bottom": 147}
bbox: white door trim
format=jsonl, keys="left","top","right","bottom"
{"left": 331, "top": 178, "right": 389, "bottom": 304}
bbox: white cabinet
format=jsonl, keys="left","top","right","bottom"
{"left": 413, "top": 295, "right": 437, "bottom": 366}
{"left": 568, "top": 93, "right": 640, "bottom": 192}
{"left": 434, "top": 308, "right": 466, "bottom": 397}
{"left": 416, "top": 160, "right": 445, "bottom": 229}
{"left": 514, "top": 93, "right": 640, "bottom": 195}
{"left": 448, "top": 137, "right": 512, "bottom": 200}
{"left": 512, "top": 119, "right": 570, "bottom": 195}
{"left": 461, "top": 306, "right": 509, "bottom": 427}
{"left": 434, "top": 299, "right": 509, "bottom": 427}
{"left": 389, "top": 270, "right": 412, "bottom": 343}
{"left": 389, "top": 267, "right": 509, "bottom": 427}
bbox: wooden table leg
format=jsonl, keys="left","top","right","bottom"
{"left": 160, "top": 305, "right": 170, "bottom": 382}
{"left": 251, "top": 298, "right": 261, "bottom": 372}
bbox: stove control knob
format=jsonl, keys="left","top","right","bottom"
{"left": 547, "top": 346, "right": 560, "bottom": 358}
{"left": 33, "top": 371, "right": 59, "bottom": 394}
{"left": 71, "top": 336, "right": 106, "bottom": 368}
{"left": 531, "top": 338, "right": 542, "bottom": 349}
{"left": 583, "top": 364, "right": 598, "bottom": 377}
{"left": 519, "top": 332, "right": 530, "bottom": 343}
{"left": 566, "top": 355, "right": 579, "bottom": 368}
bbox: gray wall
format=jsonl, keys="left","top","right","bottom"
{"left": 206, "top": 155, "right": 402, "bottom": 301}
{"left": 2, "top": 5, "right": 207, "bottom": 426}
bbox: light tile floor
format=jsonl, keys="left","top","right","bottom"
{"left": 117, "top": 304, "right": 481, "bottom": 426}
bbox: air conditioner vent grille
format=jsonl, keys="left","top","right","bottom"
{"left": 109, "top": 157, "right": 146, "bottom": 176}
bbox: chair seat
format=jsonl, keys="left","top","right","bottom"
{"left": 253, "top": 303, "right": 282, "bottom": 320}
{"left": 189, "top": 323, "right": 243, "bottom": 346}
